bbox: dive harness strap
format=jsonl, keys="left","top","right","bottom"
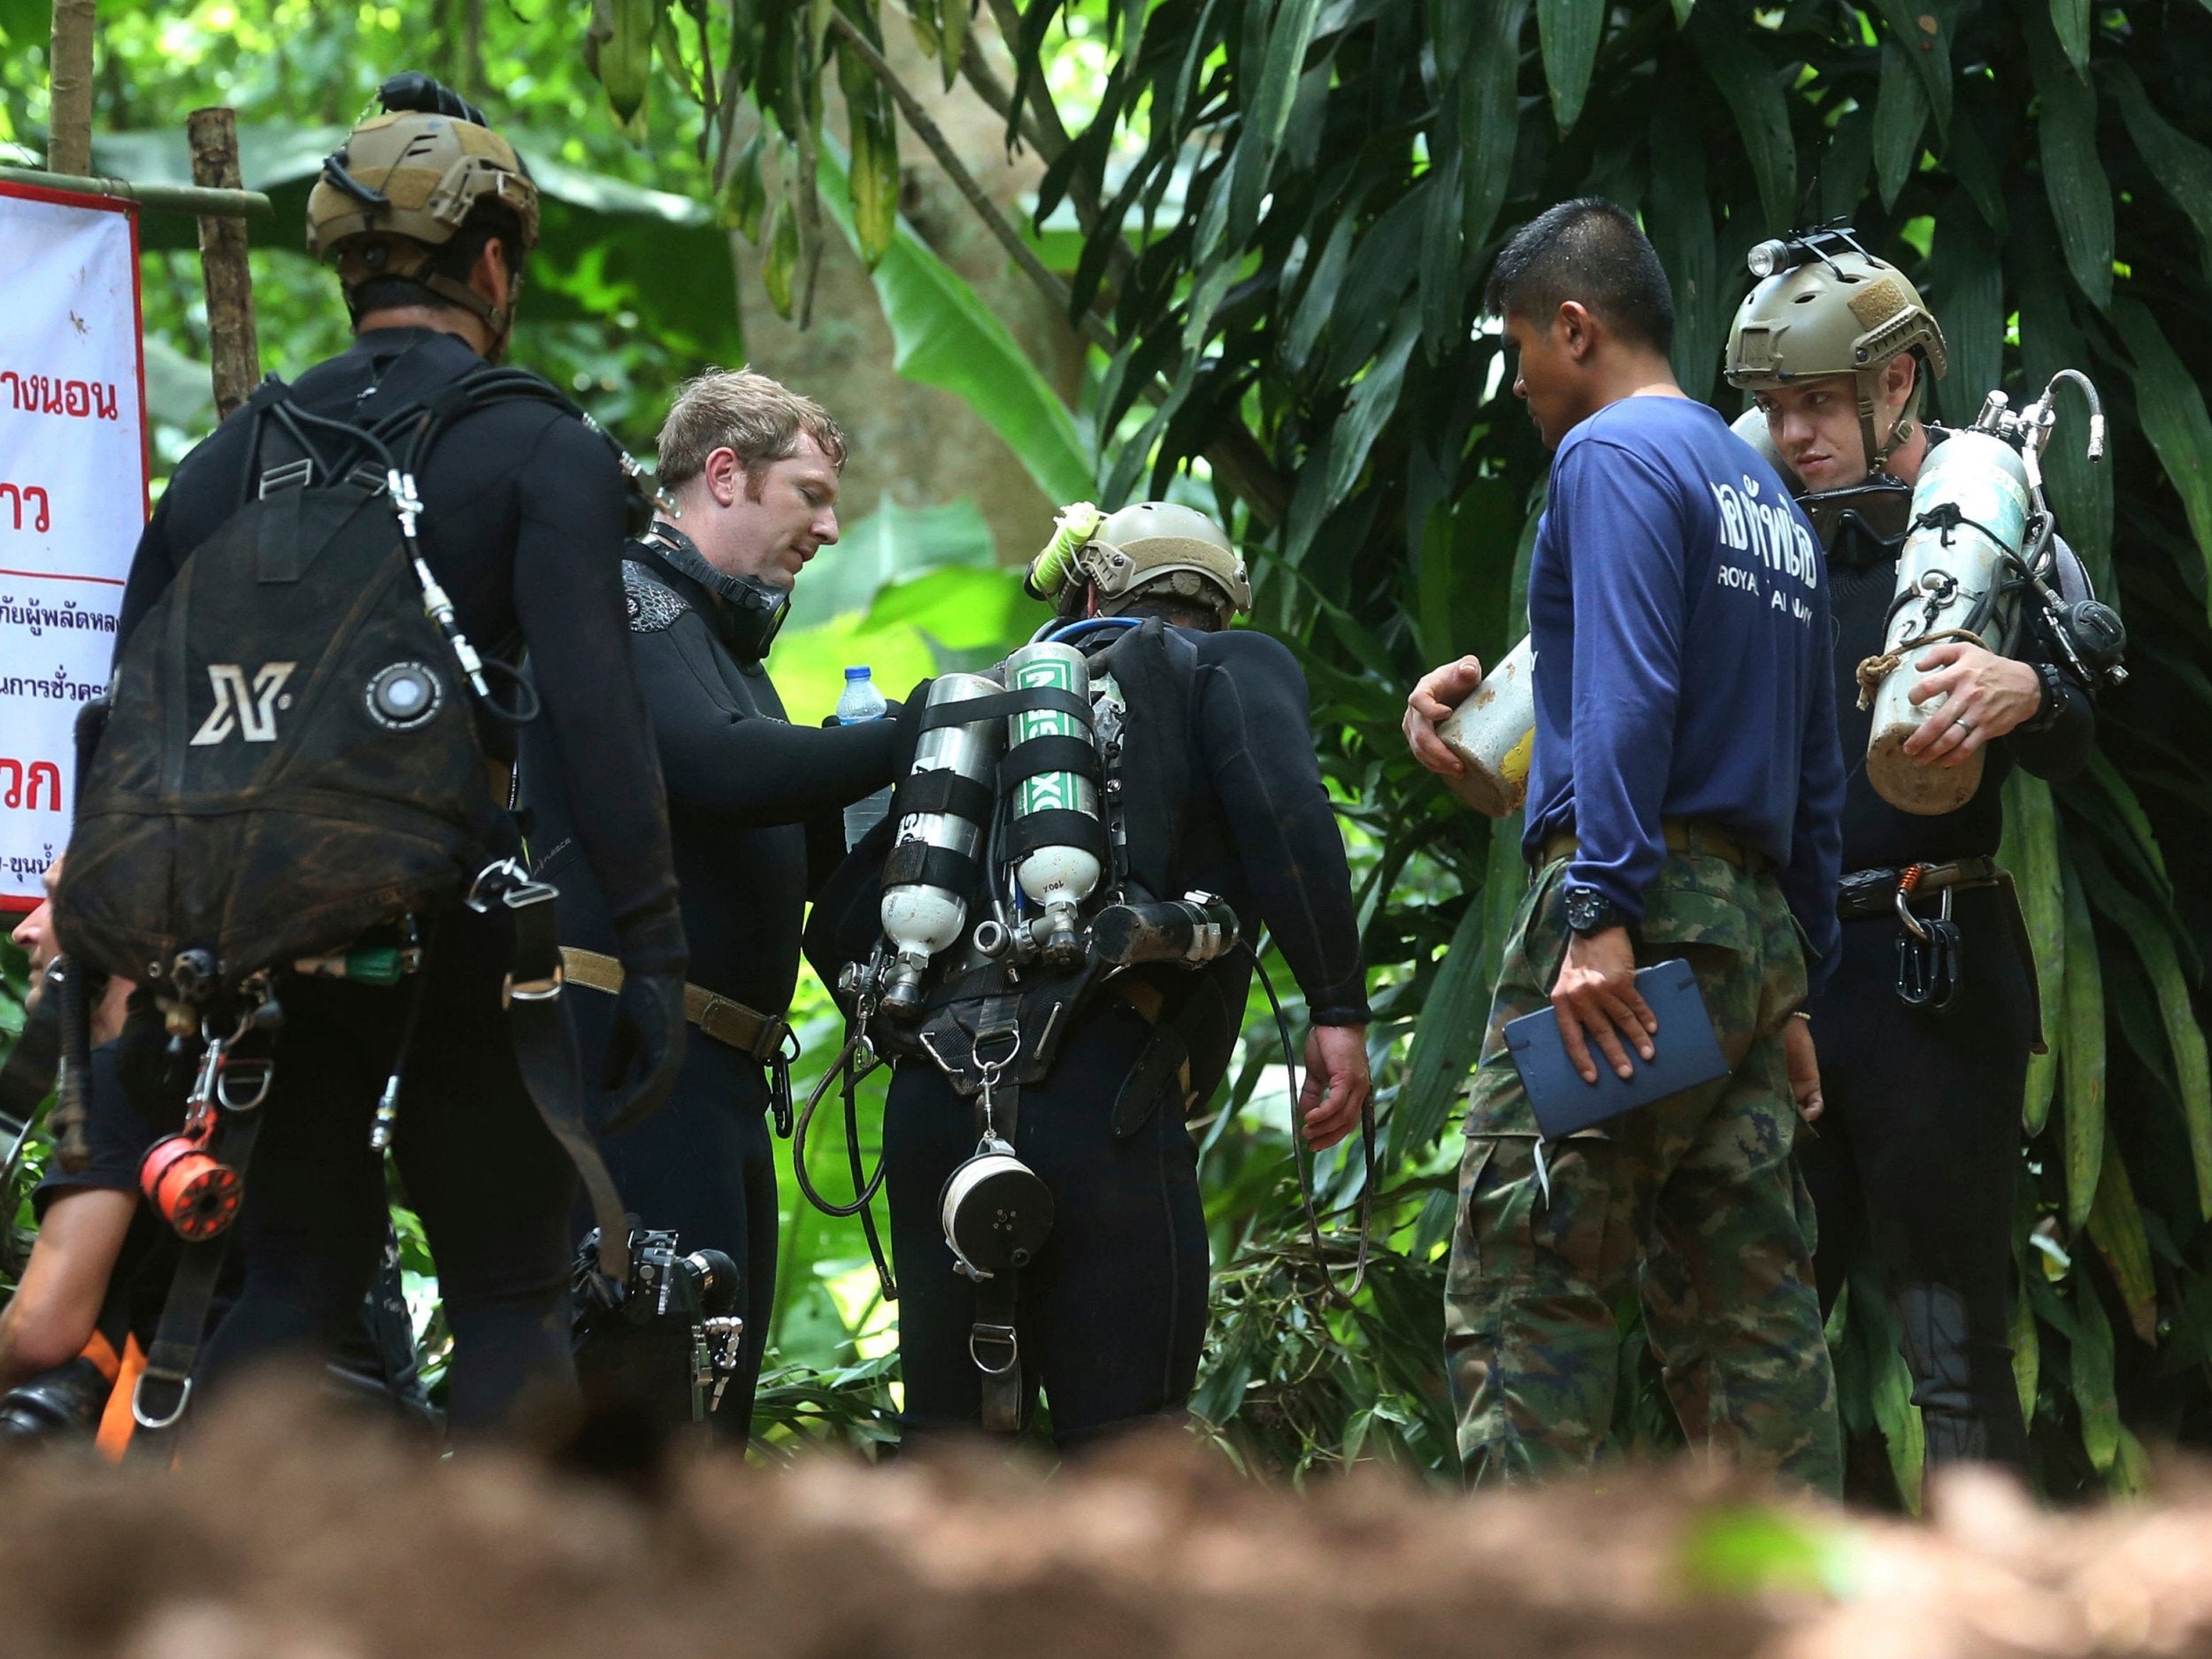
{"left": 917, "top": 686, "right": 1092, "bottom": 730}
{"left": 470, "top": 863, "right": 634, "bottom": 1284}
{"left": 558, "top": 948, "right": 793, "bottom": 1064}
{"left": 130, "top": 1104, "right": 268, "bottom": 1456}
{"left": 1108, "top": 975, "right": 1222, "bottom": 1139}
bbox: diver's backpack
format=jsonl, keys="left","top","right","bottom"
{"left": 54, "top": 365, "right": 581, "bottom": 995}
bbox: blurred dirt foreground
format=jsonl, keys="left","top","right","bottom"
{"left": 4, "top": 1385, "right": 2212, "bottom": 1659}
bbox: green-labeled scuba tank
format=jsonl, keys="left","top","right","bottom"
{"left": 1002, "top": 641, "right": 1102, "bottom": 967}
{"left": 1434, "top": 635, "right": 1536, "bottom": 818}
{"left": 879, "top": 672, "right": 1005, "bottom": 1019}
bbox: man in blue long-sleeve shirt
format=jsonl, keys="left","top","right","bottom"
{"left": 1405, "top": 200, "right": 1844, "bottom": 1491}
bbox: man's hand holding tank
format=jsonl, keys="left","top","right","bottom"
{"left": 1900, "top": 640, "right": 2046, "bottom": 767}
{"left": 1402, "top": 656, "right": 1486, "bottom": 779}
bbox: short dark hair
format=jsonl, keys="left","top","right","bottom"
{"left": 346, "top": 200, "right": 527, "bottom": 319}
{"left": 1483, "top": 197, "right": 1676, "bottom": 357}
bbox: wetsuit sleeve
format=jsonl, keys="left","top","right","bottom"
{"left": 113, "top": 489, "right": 182, "bottom": 657}
{"left": 804, "top": 809, "right": 849, "bottom": 899}
{"left": 1784, "top": 611, "right": 1845, "bottom": 996}
{"left": 1556, "top": 441, "right": 1684, "bottom": 922}
{"left": 638, "top": 618, "right": 901, "bottom": 825}
{"left": 2002, "top": 542, "right": 2097, "bottom": 782}
{"left": 510, "top": 419, "right": 683, "bottom": 971}
{"left": 1194, "top": 631, "right": 1370, "bottom": 1025}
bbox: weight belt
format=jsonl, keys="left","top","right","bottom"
{"left": 558, "top": 948, "right": 792, "bottom": 1064}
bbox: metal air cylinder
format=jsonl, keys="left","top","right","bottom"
{"left": 1002, "top": 641, "right": 1102, "bottom": 968}
{"left": 1435, "top": 635, "right": 1537, "bottom": 818}
{"left": 879, "top": 672, "right": 1004, "bottom": 1019}
{"left": 1864, "top": 431, "right": 2029, "bottom": 816}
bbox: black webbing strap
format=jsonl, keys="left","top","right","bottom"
{"left": 1005, "top": 808, "right": 1109, "bottom": 863}
{"left": 1001, "top": 734, "right": 1102, "bottom": 786}
{"left": 918, "top": 685, "right": 1091, "bottom": 731}
{"left": 882, "top": 841, "right": 979, "bottom": 895}
{"left": 890, "top": 768, "right": 995, "bottom": 824}
{"left": 1110, "top": 977, "right": 1225, "bottom": 1139}
{"left": 489, "top": 872, "right": 634, "bottom": 1284}
{"left": 129, "top": 1106, "right": 267, "bottom": 1457}
{"left": 973, "top": 1263, "right": 1022, "bottom": 1434}
{"left": 972, "top": 1065, "right": 1022, "bottom": 1434}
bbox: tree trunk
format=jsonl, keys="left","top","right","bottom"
{"left": 188, "top": 107, "right": 261, "bottom": 420}
{"left": 46, "top": 0, "right": 97, "bottom": 176}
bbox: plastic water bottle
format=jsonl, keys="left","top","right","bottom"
{"left": 838, "top": 665, "right": 895, "bottom": 849}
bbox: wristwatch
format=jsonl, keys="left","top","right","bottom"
{"left": 1563, "top": 884, "right": 1625, "bottom": 937}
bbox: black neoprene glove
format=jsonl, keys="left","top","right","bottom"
{"left": 600, "top": 903, "right": 687, "bottom": 1134}
{"left": 894, "top": 677, "right": 934, "bottom": 780}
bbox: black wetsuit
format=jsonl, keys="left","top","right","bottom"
{"left": 1797, "top": 483, "right": 2095, "bottom": 1477}
{"left": 111, "top": 327, "right": 681, "bottom": 1434}
{"left": 823, "top": 621, "right": 1369, "bottom": 1450}
{"left": 519, "top": 537, "right": 900, "bottom": 1439}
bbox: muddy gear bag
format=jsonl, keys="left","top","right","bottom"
{"left": 54, "top": 372, "right": 561, "bottom": 995}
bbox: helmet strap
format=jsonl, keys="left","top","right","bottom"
{"left": 1857, "top": 364, "right": 1924, "bottom": 479}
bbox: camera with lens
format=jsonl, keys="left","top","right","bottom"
{"left": 572, "top": 1224, "right": 743, "bottom": 1428}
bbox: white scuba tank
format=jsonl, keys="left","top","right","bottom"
{"left": 1002, "top": 641, "right": 1102, "bottom": 967}
{"left": 1862, "top": 431, "right": 2030, "bottom": 815}
{"left": 1435, "top": 635, "right": 1536, "bottom": 818}
{"left": 879, "top": 672, "right": 1004, "bottom": 1018}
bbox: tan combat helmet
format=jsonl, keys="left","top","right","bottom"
{"left": 1723, "top": 228, "right": 1947, "bottom": 478}
{"left": 306, "top": 74, "right": 540, "bottom": 336}
{"left": 1026, "top": 501, "right": 1253, "bottom": 626}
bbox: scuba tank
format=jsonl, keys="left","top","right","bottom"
{"left": 879, "top": 672, "right": 1005, "bottom": 1020}
{"left": 1001, "top": 641, "right": 1103, "bottom": 967}
{"left": 1858, "top": 373, "right": 2112, "bottom": 815}
{"left": 1862, "top": 430, "right": 2031, "bottom": 814}
{"left": 1434, "top": 635, "right": 1536, "bottom": 818}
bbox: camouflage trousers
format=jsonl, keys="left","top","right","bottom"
{"left": 1443, "top": 841, "right": 1842, "bottom": 1495}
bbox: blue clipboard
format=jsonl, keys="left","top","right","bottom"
{"left": 1503, "top": 958, "right": 1730, "bottom": 1139}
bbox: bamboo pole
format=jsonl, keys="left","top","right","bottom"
{"left": 0, "top": 164, "right": 271, "bottom": 219}
{"left": 46, "top": 0, "right": 96, "bottom": 176}
{"left": 188, "top": 108, "right": 261, "bottom": 419}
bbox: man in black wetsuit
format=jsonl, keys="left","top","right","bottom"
{"left": 1724, "top": 234, "right": 2100, "bottom": 1486}
{"left": 520, "top": 368, "right": 907, "bottom": 1439}
{"left": 79, "top": 78, "right": 686, "bottom": 1436}
{"left": 808, "top": 502, "right": 1372, "bottom": 1450}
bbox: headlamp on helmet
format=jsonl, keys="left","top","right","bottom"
{"left": 1023, "top": 501, "right": 1253, "bottom": 628}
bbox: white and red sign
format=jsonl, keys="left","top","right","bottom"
{"left": 0, "top": 180, "right": 149, "bottom": 910}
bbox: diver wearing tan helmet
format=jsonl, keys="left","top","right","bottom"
{"left": 805, "top": 498, "right": 1370, "bottom": 1451}
{"left": 1724, "top": 225, "right": 2101, "bottom": 1492}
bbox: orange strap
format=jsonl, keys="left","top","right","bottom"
{"left": 96, "top": 1335, "right": 147, "bottom": 1463}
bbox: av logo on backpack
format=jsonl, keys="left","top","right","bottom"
{"left": 188, "top": 661, "right": 298, "bottom": 746}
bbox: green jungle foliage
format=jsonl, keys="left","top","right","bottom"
{"left": 4, "top": 0, "right": 2210, "bottom": 1504}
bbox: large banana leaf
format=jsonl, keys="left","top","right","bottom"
{"left": 2059, "top": 864, "right": 2108, "bottom": 1233}
{"left": 2111, "top": 301, "right": 2212, "bottom": 623}
{"left": 1997, "top": 772, "right": 2066, "bottom": 1136}
{"left": 814, "top": 148, "right": 1092, "bottom": 508}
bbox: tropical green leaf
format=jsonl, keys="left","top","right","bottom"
{"left": 2022, "top": 4, "right": 2114, "bottom": 310}
{"left": 2102, "top": 64, "right": 2212, "bottom": 283}
{"left": 2048, "top": 0, "right": 2092, "bottom": 73}
{"left": 717, "top": 127, "right": 769, "bottom": 240}
{"left": 1997, "top": 772, "right": 2065, "bottom": 1136}
{"left": 815, "top": 149, "right": 1093, "bottom": 506}
{"left": 597, "top": 0, "right": 662, "bottom": 124}
{"left": 1819, "top": 105, "right": 1874, "bottom": 227}
{"left": 2110, "top": 300, "right": 2212, "bottom": 622}
{"left": 2077, "top": 851, "right": 2212, "bottom": 1222}
{"left": 1322, "top": 310, "right": 1423, "bottom": 521}
{"left": 1220, "top": 0, "right": 1322, "bottom": 255}
{"left": 1870, "top": 0, "right": 1953, "bottom": 139}
{"left": 1458, "top": 0, "right": 1533, "bottom": 257}
{"left": 1671, "top": 0, "right": 1694, "bottom": 22}
{"left": 836, "top": 27, "right": 901, "bottom": 267}
{"left": 1647, "top": 115, "right": 1722, "bottom": 403}
{"left": 1872, "top": 39, "right": 1928, "bottom": 211}
{"left": 2011, "top": 210, "right": 2114, "bottom": 590}
{"left": 2086, "top": 1132, "right": 2160, "bottom": 1344}
{"left": 1851, "top": 1269, "right": 1926, "bottom": 1512}
{"left": 2060, "top": 864, "right": 2106, "bottom": 1233}
{"left": 1390, "top": 899, "right": 1495, "bottom": 1167}
{"left": 2011, "top": 1279, "right": 2040, "bottom": 1426}
{"left": 1942, "top": 104, "right": 2007, "bottom": 234}
{"left": 1691, "top": 15, "right": 1797, "bottom": 236}
{"left": 1932, "top": 200, "right": 2002, "bottom": 428}
{"left": 762, "top": 186, "right": 799, "bottom": 319}
{"left": 1536, "top": 0, "right": 1605, "bottom": 134}
{"left": 2072, "top": 1262, "right": 2121, "bottom": 1473}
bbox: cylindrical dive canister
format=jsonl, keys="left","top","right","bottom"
{"left": 1002, "top": 641, "right": 1102, "bottom": 968}
{"left": 140, "top": 1130, "right": 242, "bottom": 1241}
{"left": 1434, "top": 635, "right": 1536, "bottom": 818}
{"left": 1090, "top": 892, "right": 1240, "bottom": 968}
{"left": 1863, "top": 431, "right": 2028, "bottom": 815}
{"left": 939, "top": 1144, "right": 1055, "bottom": 1280}
{"left": 879, "top": 672, "right": 1005, "bottom": 1019}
